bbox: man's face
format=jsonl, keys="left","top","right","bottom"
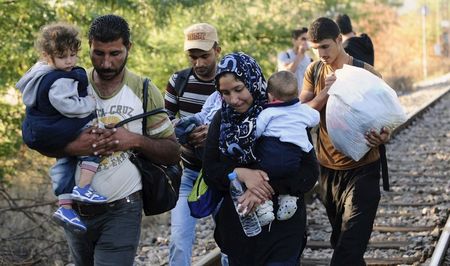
{"left": 90, "top": 38, "right": 130, "bottom": 80}
{"left": 309, "top": 37, "right": 342, "bottom": 65}
{"left": 187, "top": 46, "right": 221, "bottom": 80}
{"left": 292, "top": 32, "right": 308, "bottom": 53}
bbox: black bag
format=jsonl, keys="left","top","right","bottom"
{"left": 114, "top": 78, "right": 182, "bottom": 215}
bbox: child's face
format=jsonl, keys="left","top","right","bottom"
{"left": 48, "top": 50, "right": 78, "bottom": 72}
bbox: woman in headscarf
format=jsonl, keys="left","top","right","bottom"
{"left": 203, "top": 52, "right": 318, "bottom": 265}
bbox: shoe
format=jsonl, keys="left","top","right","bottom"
{"left": 71, "top": 184, "right": 108, "bottom": 203}
{"left": 256, "top": 200, "right": 275, "bottom": 226}
{"left": 277, "top": 195, "right": 298, "bottom": 220}
{"left": 52, "top": 207, "right": 87, "bottom": 234}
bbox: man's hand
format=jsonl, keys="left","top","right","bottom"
{"left": 324, "top": 72, "right": 336, "bottom": 91}
{"left": 365, "top": 127, "right": 391, "bottom": 147}
{"left": 188, "top": 124, "right": 208, "bottom": 148}
{"left": 100, "top": 126, "right": 140, "bottom": 155}
{"left": 64, "top": 126, "right": 115, "bottom": 157}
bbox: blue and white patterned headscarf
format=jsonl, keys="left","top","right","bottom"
{"left": 215, "top": 52, "right": 267, "bottom": 164}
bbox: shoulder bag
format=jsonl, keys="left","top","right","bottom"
{"left": 114, "top": 78, "right": 182, "bottom": 215}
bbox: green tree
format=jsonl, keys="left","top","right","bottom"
{"left": 0, "top": 0, "right": 425, "bottom": 184}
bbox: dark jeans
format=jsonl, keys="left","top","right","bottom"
{"left": 228, "top": 252, "right": 301, "bottom": 266}
{"left": 256, "top": 136, "right": 303, "bottom": 180}
{"left": 64, "top": 195, "right": 142, "bottom": 266}
{"left": 319, "top": 160, "right": 381, "bottom": 266}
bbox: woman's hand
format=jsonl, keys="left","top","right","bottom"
{"left": 237, "top": 189, "right": 264, "bottom": 215}
{"left": 234, "top": 168, "right": 274, "bottom": 201}
{"left": 365, "top": 127, "right": 391, "bottom": 147}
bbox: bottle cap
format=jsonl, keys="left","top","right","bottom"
{"left": 227, "top": 171, "right": 237, "bottom": 180}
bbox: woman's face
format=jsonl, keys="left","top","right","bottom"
{"left": 218, "top": 73, "right": 253, "bottom": 114}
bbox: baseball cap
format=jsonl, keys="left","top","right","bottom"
{"left": 184, "top": 23, "right": 218, "bottom": 51}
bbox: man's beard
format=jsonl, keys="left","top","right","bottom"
{"left": 194, "top": 65, "right": 214, "bottom": 79}
{"left": 96, "top": 56, "right": 128, "bottom": 81}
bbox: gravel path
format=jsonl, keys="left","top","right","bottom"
{"left": 134, "top": 81, "right": 450, "bottom": 266}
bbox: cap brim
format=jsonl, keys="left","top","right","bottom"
{"left": 184, "top": 40, "right": 215, "bottom": 51}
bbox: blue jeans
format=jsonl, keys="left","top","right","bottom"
{"left": 64, "top": 195, "right": 142, "bottom": 266}
{"left": 169, "top": 167, "right": 198, "bottom": 266}
{"left": 169, "top": 167, "right": 229, "bottom": 266}
{"left": 50, "top": 155, "right": 101, "bottom": 200}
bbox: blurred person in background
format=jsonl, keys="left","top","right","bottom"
{"left": 277, "top": 27, "right": 313, "bottom": 93}
{"left": 335, "top": 13, "right": 374, "bottom": 66}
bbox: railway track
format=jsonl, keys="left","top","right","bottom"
{"left": 193, "top": 87, "right": 450, "bottom": 266}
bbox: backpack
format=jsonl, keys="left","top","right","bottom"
{"left": 187, "top": 169, "right": 223, "bottom": 218}
{"left": 174, "top": 67, "right": 193, "bottom": 97}
{"left": 312, "top": 58, "right": 389, "bottom": 191}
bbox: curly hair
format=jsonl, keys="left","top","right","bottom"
{"left": 35, "top": 22, "right": 81, "bottom": 57}
{"left": 308, "top": 17, "right": 340, "bottom": 43}
{"left": 88, "top": 14, "right": 130, "bottom": 47}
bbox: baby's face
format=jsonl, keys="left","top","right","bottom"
{"left": 50, "top": 50, "right": 78, "bottom": 72}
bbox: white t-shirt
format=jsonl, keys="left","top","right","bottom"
{"left": 75, "top": 69, "right": 173, "bottom": 202}
{"left": 256, "top": 101, "right": 319, "bottom": 152}
{"left": 277, "top": 48, "right": 311, "bottom": 93}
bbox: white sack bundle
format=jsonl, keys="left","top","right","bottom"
{"left": 326, "top": 64, "right": 407, "bottom": 161}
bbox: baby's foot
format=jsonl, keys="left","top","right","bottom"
{"left": 277, "top": 195, "right": 298, "bottom": 220}
{"left": 256, "top": 200, "right": 275, "bottom": 226}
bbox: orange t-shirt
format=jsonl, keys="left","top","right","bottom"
{"left": 302, "top": 58, "right": 382, "bottom": 170}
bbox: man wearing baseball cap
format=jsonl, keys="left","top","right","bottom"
{"left": 164, "top": 23, "right": 222, "bottom": 266}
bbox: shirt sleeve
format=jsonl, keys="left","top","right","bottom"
{"left": 164, "top": 73, "right": 179, "bottom": 118}
{"left": 146, "top": 80, "right": 174, "bottom": 138}
{"left": 303, "top": 104, "right": 320, "bottom": 127}
{"left": 255, "top": 109, "right": 269, "bottom": 138}
{"left": 48, "top": 78, "right": 96, "bottom": 118}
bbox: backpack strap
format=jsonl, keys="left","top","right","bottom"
{"left": 142, "top": 78, "right": 149, "bottom": 136}
{"left": 351, "top": 57, "right": 389, "bottom": 191}
{"left": 379, "top": 144, "right": 389, "bottom": 191}
{"left": 114, "top": 78, "right": 169, "bottom": 136}
{"left": 312, "top": 61, "right": 324, "bottom": 88}
{"left": 174, "top": 68, "right": 193, "bottom": 97}
{"left": 352, "top": 57, "right": 365, "bottom": 68}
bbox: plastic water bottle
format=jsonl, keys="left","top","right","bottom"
{"left": 228, "top": 172, "right": 261, "bottom": 237}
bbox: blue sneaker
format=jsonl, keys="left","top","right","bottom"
{"left": 52, "top": 207, "right": 87, "bottom": 234}
{"left": 71, "top": 184, "right": 108, "bottom": 203}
